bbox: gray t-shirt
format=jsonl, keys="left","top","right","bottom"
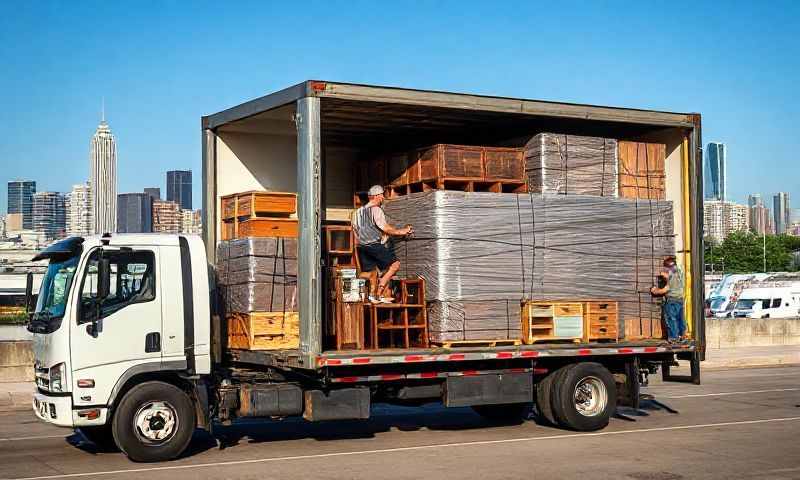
{"left": 667, "top": 267, "right": 685, "bottom": 299}
{"left": 353, "top": 202, "right": 387, "bottom": 246}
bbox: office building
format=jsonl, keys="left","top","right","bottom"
{"left": 117, "top": 193, "right": 153, "bottom": 233}
{"left": 90, "top": 115, "right": 117, "bottom": 233}
{"left": 32, "top": 192, "right": 66, "bottom": 242}
{"left": 704, "top": 142, "right": 726, "bottom": 201}
{"left": 152, "top": 200, "right": 181, "bottom": 234}
{"left": 180, "top": 209, "right": 202, "bottom": 235}
{"left": 144, "top": 187, "right": 161, "bottom": 201}
{"left": 0, "top": 216, "right": 5, "bottom": 239}
{"left": 65, "top": 183, "right": 93, "bottom": 237}
{"left": 747, "top": 194, "right": 769, "bottom": 235}
{"left": 7, "top": 180, "right": 36, "bottom": 229}
{"left": 5, "top": 213, "right": 23, "bottom": 233}
{"left": 773, "top": 192, "right": 790, "bottom": 235}
{"left": 166, "top": 170, "right": 192, "bottom": 210}
{"left": 704, "top": 200, "right": 748, "bottom": 243}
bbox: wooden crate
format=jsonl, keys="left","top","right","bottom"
{"left": 618, "top": 141, "right": 666, "bottom": 200}
{"left": 408, "top": 144, "right": 525, "bottom": 184}
{"left": 221, "top": 191, "right": 297, "bottom": 220}
{"left": 624, "top": 315, "right": 664, "bottom": 340}
{"left": 583, "top": 300, "right": 619, "bottom": 342}
{"left": 227, "top": 312, "right": 299, "bottom": 350}
{"left": 222, "top": 217, "right": 298, "bottom": 240}
{"left": 521, "top": 301, "right": 584, "bottom": 344}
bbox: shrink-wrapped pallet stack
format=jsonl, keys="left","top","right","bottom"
{"left": 384, "top": 133, "right": 672, "bottom": 344}
{"left": 385, "top": 191, "right": 674, "bottom": 343}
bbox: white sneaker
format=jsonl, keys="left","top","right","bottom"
{"left": 368, "top": 296, "right": 381, "bottom": 304}
{"left": 379, "top": 297, "right": 395, "bottom": 304}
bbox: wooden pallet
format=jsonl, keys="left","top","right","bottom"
{"left": 432, "top": 339, "right": 521, "bottom": 348}
{"left": 226, "top": 312, "right": 299, "bottom": 350}
{"left": 386, "top": 178, "right": 527, "bottom": 198}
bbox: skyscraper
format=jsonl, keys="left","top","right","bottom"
{"left": 704, "top": 142, "right": 726, "bottom": 201}
{"left": 117, "top": 193, "right": 153, "bottom": 233}
{"left": 33, "top": 192, "right": 66, "bottom": 242}
{"left": 180, "top": 209, "right": 202, "bottom": 235}
{"left": 144, "top": 187, "right": 161, "bottom": 201}
{"left": 90, "top": 113, "right": 117, "bottom": 234}
{"left": 66, "top": 183, "right": 93, "bottom": 237}
{"left": 166, "top": 170, "right": 192, "bottom": 210}
{"left": 747, "top": 194, "right": 771, "bottom": 235}
{"left": 7, "top": 180, "right": 36, "bottom": 229}
{"left": 773, "top": 192, "right": 790, "bottom": 235}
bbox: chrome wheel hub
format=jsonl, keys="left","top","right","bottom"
{"left": 573, "top": 376, "right": 607, "bottom": 417}
{"left": 134, "top": 401, "right": 177, "bottom": 443}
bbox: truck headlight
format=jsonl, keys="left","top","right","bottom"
{"left": 49, "top": 363, "right": 66, "bottom": 392}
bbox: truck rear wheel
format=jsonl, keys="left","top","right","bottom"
{"left": 551, "top": 362, "right": 616, "bottom": 431}
{"left": 112, "top": 381, "right": 196, "bottom": 462}
{"left": 535, "top": 364, "right": 575, "bottom": 425}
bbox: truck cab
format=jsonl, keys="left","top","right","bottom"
{"left": 29, "top": 234, "right": 210, "bottom": 459}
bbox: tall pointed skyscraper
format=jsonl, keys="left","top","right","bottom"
{"left": 89, "top": 105, "right": 117, "bottom": 234}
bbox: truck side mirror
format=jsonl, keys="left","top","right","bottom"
{"left": 24, "top": 272, "right": 34, "bottom": 314}
{"left": 97, "top": 258, "right": 111, "bottom": 301}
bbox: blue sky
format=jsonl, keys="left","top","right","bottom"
{"left": 1, "top": 1, "right": 798, "bottom": 214}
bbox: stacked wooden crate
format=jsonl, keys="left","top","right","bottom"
{"left": 358, "top": 144, "right": 527, "bottom": 198}
{"left": 618, "top": 141, "right": 666, "bottom": 200}
{"left": 220, "top": 191, "right": 298, "bottom": 240}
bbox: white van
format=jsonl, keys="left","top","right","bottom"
{"left": 732, "top": 287, "right": 800, "bottom": 318}
{"left": 708, "top": 274, "right": 770, "bottom": 318}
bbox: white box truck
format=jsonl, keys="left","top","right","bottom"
{"left": 28, "top": 81, "right": 704, "bottom": 462}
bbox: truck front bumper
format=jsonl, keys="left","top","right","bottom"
{"left": 33, "top": 392, "right": 109, "bottom": 428}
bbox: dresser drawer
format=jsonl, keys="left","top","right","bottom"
{"left": 587, "top": 312, "right": 618, "bottom": 325}
{"left": 553, "top": 304, "right": 583, "bottom": 317}
{"left": 585, "top": 301, "right": 618, "bottom": 314}
{"left": 589, "top": 324, "right": 618, "bottom": 339}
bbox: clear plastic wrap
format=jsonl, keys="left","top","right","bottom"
{"left": 384, "top": 190, "right": 674, "bottom": 342}
{"left": 217, "top": 237, "right": 298, "bottom": 313}
{"left": 525, "top": 133, "right": 618, "bottom": 197}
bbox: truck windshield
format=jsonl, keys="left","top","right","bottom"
{"left": 709, "top": 297, "right": 726, "bottom": 310}
{"left": 27, "top": 255, "right": 79, "bottom": 333}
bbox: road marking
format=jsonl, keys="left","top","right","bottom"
{"left": 8, "top": 416, "right": 800, "bottom": 480}
{"left": 0, "top": 434, "right": 66, "bottom": 442}
{"left": 661, "top": 388, "right": 800, "bottom": 399}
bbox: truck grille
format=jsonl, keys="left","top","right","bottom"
{"left": 35, "top": 366, "right": 50, "bottom": 390}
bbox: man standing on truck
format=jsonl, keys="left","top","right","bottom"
{"left": 352, "top": 185, "right": 413, "bottom": 303}
{"left": 651, "top": 255, "right": 688, "bottom": 343}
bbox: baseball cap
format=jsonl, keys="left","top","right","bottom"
{"left": 368, "top": 185, "right": 384, "bottom": 196}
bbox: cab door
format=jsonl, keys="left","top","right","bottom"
{"left": 70, "top": 247, "right": 162, "bottom": 408}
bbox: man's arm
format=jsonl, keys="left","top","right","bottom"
{"left": 650, "top": 272, "right": 670, "bottom": 296}
{"left": 372, "top": 206, "right": 412, "bottom": 236}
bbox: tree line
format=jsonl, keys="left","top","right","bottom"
{"left": 705, "top": 231, "right": 800, "bottom": 273}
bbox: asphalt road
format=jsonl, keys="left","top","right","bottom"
{"left": 1, "top": 366, "right": 799, "bottom": 480}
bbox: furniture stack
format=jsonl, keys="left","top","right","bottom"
{"left": 217, "top": 192, "right": 300, "bottom": 351}
{"left": 220, "top": 191, "right": 298, "bottom": 240}
{"left": 365, "top": 278, "right": 428, "bottom": 349}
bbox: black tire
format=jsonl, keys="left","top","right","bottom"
{"left": 112, "top": 381, "right": 196, "bottom": 462}
{"left": 77, "top": 424, "right": 118, "bottom": 452}
{"left": 472, "top": 403, "right": 528, "bottom": 423}
{"left": 551, "top": 362, "right": 616, "bottom": 431}
{"left": 535, "top": 364, "right": 574, "bottom": 426}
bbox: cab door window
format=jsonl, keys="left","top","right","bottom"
{"left": 78, "top": 249, "right": 156, "bottom": 323}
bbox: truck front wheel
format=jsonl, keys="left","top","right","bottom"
{"left": 551, "top": 362, "right": 616, "bottom": 431}
{"left": 112, "top": 381, "right": 196, "bottom": 462}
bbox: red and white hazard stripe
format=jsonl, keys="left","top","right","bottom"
{"left": 317, "top": 344, "right": 691, "bottom": 367}
{"left": 329, "top": 367, "right": 535, "bottom": 384}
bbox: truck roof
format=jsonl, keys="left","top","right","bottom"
{"left": 202, "top": 80, "right": 700, "bottom": 133}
